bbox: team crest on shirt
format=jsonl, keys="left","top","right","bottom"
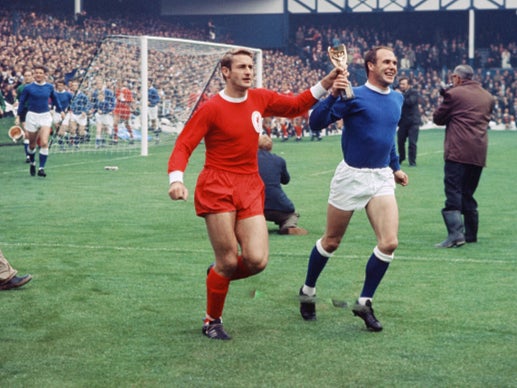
{"left": 251, "top": 111, "right": 263, "bottom": 133}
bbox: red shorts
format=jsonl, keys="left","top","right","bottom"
{"left": 194, "top": 168, "right": 265, "bottom": 220}
{"left": 114, "top": 104, "right": 131, "bottom": 120}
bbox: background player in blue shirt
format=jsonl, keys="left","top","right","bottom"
{"left": 68, "top": 79, "right": 91, "bottom": 148}
{"left": 90, "top": 77, "right": 116, "bottom": 148}
{"left": 16, "top": 65, "right": 63, "bottom": 177}
{"left": 53, "top": 79, "right": 73, "bottom": 149}
{"left": 148, "top": 82, "right": 161, "bottom": 143}
{"left": 299, "top": 46, "right": 409, "bottom": 332}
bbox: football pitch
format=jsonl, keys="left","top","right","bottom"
{"left": 1, "top": 126, "right": 516, "bottom": 387}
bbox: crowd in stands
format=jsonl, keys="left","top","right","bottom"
{"left": 289, "top": 23, "right": 516, "bottom": 130}
{"left": 1, "top": 9, "right": 516, "bottom": 132}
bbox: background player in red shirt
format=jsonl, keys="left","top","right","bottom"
{"left": 113, "top": 79, "right": 134, "bottom": 144}
{"left": 167, "top": 48, "right": 341, "bottom": 340}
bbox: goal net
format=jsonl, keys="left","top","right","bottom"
{"left": 52, "top": 35, "right": 263, "bottom": 155}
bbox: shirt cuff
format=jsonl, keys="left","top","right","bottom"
{"left": 169, "top": 170, "right": 184, "bottom": 185}
{"left": 310, "top": 82, "right": 327, "bottom": 100}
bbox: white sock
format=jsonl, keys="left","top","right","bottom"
{"left": 302, "top": 285, "right": 316, "bottom": 297}
{"left": 358, "top": 297, "right": 372, "bottom": 306}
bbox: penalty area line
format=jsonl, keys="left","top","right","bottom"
{"left": 0, "top": 241, "right": 213, "bottom": 255}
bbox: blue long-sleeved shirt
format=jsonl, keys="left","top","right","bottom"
{"left": 148, "top": 87, "right": 160, "bottom": 108}
{"left": 18, "top": 82, "right": 62, "bottom": 115}
{"left": 70, "top": 91, "right": 90, "bottom": 114}
{"left": 310, "top": 83, "right": 403, "bottom": 171}
{"left": 53, "top": 90, "right": 73, "bottom": 112}
{"left": 91, "top": 88, "right": 115, "bottom": 114}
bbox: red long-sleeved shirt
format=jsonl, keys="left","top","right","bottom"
{"left": 168, "top": 88, "right": 318, "bottom": 176}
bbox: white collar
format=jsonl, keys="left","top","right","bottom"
{"left": 219, "top": 89, "right": 248, "bottom": 103}
{"left": 365, "top": 81, "right": 391, "bottom": 95}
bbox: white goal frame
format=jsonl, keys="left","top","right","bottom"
{"left": 135, "top": 36, "right": 263, "bottom": 156}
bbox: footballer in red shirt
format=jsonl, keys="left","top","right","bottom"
{"left": 167, "top": 48, "right": 341, "bottom": 340}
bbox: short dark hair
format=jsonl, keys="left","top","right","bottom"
{"left": 33, "top": 64, "right": 48, "bottom": 73}
{"left": 398, "top": 76, "right": 410, "bottom": 84}
{"left": 364, "top": 46, "right": 394, "bottom": 77}
{"left": 220, "top": 48, "right": 254, "bottom": 81}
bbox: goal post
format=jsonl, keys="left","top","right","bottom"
{"left": 138, "top": 35, "right": 263, "bottom": 156}
{"left": 65, "top": 35, "right": 262, "bottom": 156}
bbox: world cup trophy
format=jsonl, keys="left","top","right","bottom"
{"left": 328, "top": 44, "right": 355, "bottom": 100}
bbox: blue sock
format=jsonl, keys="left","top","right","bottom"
{"left": 304, "top": 245, "right": 330, "bottom": 287}
{"left": 360, "top": 253, "right": 390, "bottom": 298}
{"left": 39, "top": 148, "right": 48, "bottom": 168}
{"left": 28, "top": 148, "right": 36, "bottom": 163}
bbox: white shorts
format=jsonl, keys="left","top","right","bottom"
{"left": 328, "top": 160, "right": 396, "bottom": 211}
{"left": 148, "top": 105, "right": 158, "bottom": 120}
{"left": 61, "top": 112, "right": 72, "bottom": 126}
{"left": 95, "top": 112, "right": 113, "bottom": 127}
{"left": 52, "top": 111, "right": 63, "bottom": 125}
{"left": 25, "top": 111, "right": 52, "bottom": 133}
{"left": 71, "top": 112, "right": 87, "bottom": 127}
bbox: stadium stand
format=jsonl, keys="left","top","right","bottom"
{"left": 0, "top": 9, "right": 516, "bottom": 132}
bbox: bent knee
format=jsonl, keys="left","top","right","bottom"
{"left": 378, "top": 238, "right": 398, "bottom": 255}
{"left": 321, "top": 236, "right": 342, "bottom": 253}
{"left": 247, "top": 255, "right": 268, "bottom": 274}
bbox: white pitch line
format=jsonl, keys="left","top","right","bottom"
{"left": 0, "top": 153, "right": 142, "bottom": 176}
{"left": 1, "top": 241, "right": 511, "bottom": 265}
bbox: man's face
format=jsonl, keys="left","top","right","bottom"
{"left": 368, "top": 49, "right": 398, "bottom": 89}
{"left": 450, "top": 73, "right": 461, "bottom": 87}
{"left": 223, "top": 54, "right": 254, "bottom": 92}
{"left": 24, "top": 72, "right": 33, "bottom": 84}
{"left": 33, "top": 69, "right": 45, "bottom": 83}
{"left": 398, "top": 79, "right": 409, "bottom": 92}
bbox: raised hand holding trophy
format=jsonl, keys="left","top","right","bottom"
{"left": 328, "top": 44, "right": 355, "bottom": 100}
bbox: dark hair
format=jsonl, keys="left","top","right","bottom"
{"left": 33, "top": 64, "right": 48, "bottom": 73}
{"left": 220, "top": 48, "right": 254, "bottom": 81}
{"left": 364, "top": 46, "right": 394, "bottom": 77}
{"left": 398, "top": 76, "right": 410, "bottom": 84}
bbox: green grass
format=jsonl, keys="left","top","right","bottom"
{"left": 1, "top": 119, "right": 516, "bottom": 387}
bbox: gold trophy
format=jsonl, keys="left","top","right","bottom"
{"left": 328, "top": 44, "right": 354, "bottom": 100}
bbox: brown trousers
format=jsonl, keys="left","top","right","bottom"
{"left": 0, "top": 249, "right": 17, "bottom": 283}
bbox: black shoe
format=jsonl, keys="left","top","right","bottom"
{"left": 352, "top": 300, "right": 383, "bottom": 332}
{"left": 30, "top": 163, "right": 36, "bottom": 176}
{"left": 0, "top": 274, "right": 32, "bottom": 290}
{"left": 37, "top": 168, "right": 46, "bottom": 177}
{"left": 299, "top": 287, "right": 316, "bottom": 321}
{"left": 202, "top": 318, "right": 231, "bottom": 340}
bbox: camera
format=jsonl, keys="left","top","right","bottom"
{"left": 439, "top": 83, "right": 453, "bottom": 97}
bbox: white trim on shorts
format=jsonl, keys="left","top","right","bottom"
{"left": 25, "top": 111, "right": 53, "bottom": 133}
{"left": 328, "top": 160, "right": 396, "bottom": 211}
